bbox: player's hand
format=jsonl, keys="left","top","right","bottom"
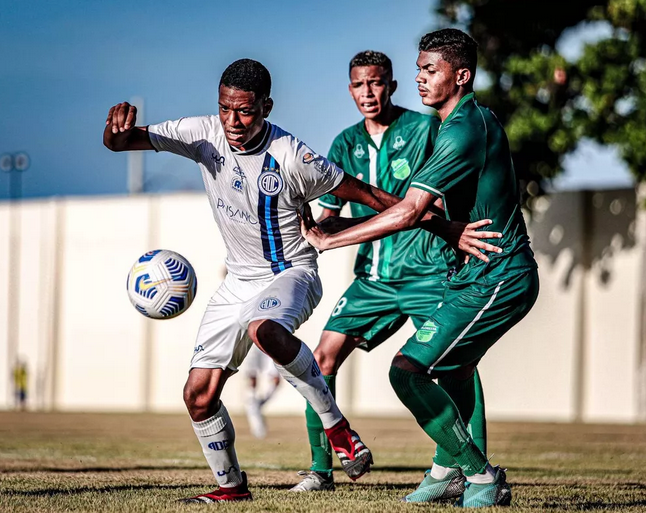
{"left": 449, "top": 219, "right": 502, "bottom": 263}
{"left": 298, "top": 203, "right": 317, "bottom": 230}
{"left": 298, "top": 209, "right": 329, "bottom": 252}
{"left": 106, "top": 102, "right": 138, "bottom": 134}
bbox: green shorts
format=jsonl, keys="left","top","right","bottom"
{"left": 401, "top": 269, "right": 539, "bottom": 374}
{"left": 324, "top": 276, "right": 446, "bottom": 351}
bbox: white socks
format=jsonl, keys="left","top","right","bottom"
{"left": 430, "top": 463, "right": 454, "bottom": 479}
{"left": 466, "top": 463, "right": 496, "bottom": 484}
{"left": 430, "top": 462, "right": 496, "bottom": 483}
{"left": 275, "top": 342, "right": 343, "bottom": 429}
{"left": 192, "top": 402, "right": 243, "bottom": 487}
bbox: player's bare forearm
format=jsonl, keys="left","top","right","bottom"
{"left": 304, "top": 193, "right": 426, "bottom": 251}
{"left": 303, "top": 187, "right": 504, "bottom": 262}
{"left": 318, "top": 214, "right": 374, "bottom": 234}
{"left": 331, "top": 174, "right": 402, "bottom": 213}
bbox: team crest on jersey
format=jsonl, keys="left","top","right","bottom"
{"left": 231, "top": 166, "right": 246, "bottom": 193}
{"left": 416, "top": 320, "right": 437, "bottom": 343}
{"left": 391, "top": 158, "right": 411, "bottom": 180}
{"left": 393, "top": 135, "right": 406, "bottom": 150}
{"left": 354, "top": 144, "right": 365, "bottom": 159}
{"left": 259, "top": 297, "right": 281, "bottom": 310}
{"left": 258, "top": 171, "right": 283, "bottom": 196}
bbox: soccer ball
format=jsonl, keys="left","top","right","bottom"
{"left": 126, "top": 249, "right": 197, "bottom": 319}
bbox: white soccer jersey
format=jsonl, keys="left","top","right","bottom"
{"left": 148, "top": 117, "right": 344, "bottom": 280}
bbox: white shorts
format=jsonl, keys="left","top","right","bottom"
{"left": 191, "top": 266, "right": 322, "bottom": 372}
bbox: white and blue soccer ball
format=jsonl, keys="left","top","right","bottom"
{"left": 126, "top": 249, "right": 197, "bottom": 319}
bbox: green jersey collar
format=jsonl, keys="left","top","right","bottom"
{"left": 440, "top": 92, "right": 475, "bottom": 128}
{"left": 360, "top": 107, "right": 404, "bottom": 149}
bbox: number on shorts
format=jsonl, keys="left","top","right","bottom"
{"left": 331, "top": 297, "right": 348, "bottom": 317}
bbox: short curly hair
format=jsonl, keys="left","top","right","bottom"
{"left": 349, "top": 50, "right": 393, "bottom": 79}
{"left": 219, "top": 59, "right": 271, "bottom": 100}
{"left": 418, "top": 29, "right": 477, "bottom": 76}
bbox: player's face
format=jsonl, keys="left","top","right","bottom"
{"left": 416, "top": 51, "right": 464, "bottom": 109}
{"left": 348, "top": 65, "right": 396, "bottom": 120}
{"left": 218, "top": 86, "right": 273, "bottom": 148}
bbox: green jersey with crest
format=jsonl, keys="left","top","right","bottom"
{"left": 411, "top": 93, "right": 537, "bottom": 287}
{"left": 318, "top": 108, "right": 456, "bottom": 282}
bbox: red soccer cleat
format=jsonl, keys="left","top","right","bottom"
{"left": 324, "top": 417, "right": 373, "bottom": 480}
{"left": 178, "top": 471, "right": 252, "bottom": 503}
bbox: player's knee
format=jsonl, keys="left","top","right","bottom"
{"left": 248, "top": 319, "right": 273, "bottom": 344}
{"left": 248, "top": 319, "right": 285, "bottom": 350}
{"left": 391, "top": 353, "right": 424, "bottom": 373}
{"left": 312, "top": 346, "right": 336, "bottom": 375}
{"left": 183, "top": 382, "right": 214, "bottom": 420}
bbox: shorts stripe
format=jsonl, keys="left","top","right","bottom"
{"left": 427, "top": 280, "right": 505, "bottom": 374}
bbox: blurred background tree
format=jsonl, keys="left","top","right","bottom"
{"left": 435, "top": 0, "right": 646, "bottom": 205}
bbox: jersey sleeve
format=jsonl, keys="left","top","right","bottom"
{"left": 410, "top": 121, "right": 483, "bottom": 197}
{"left": 148, "top": 116, "right": 212, "bottom": 162}
{"left": 317, "top": 137, "right": 346, "bottom": 210}
{"left": 287, "top": 140, "right": 345, "bottom": 203}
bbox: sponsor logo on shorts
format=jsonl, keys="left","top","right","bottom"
{"left": 354, "top": 144, "right": 365, "bottom": 159}
{"left": 259, "top": 297, "right": 281, "bottom": 310}
{"left": 208, "top": 440, "right": 230, "bottom": 451}
{"left": 258, "top": 171, "right": 283, "bottom": 196}
{"left": 416, "top": 320, "right": 438, "bottom": 343}
{"left": 391, "top": 158, "right": 411, "bottom": 180}
{"left": 193, "top": 345, "right": 204, "bottom": 354}
{"left": 393, "top": 135, "right": 406, "bottom": 150}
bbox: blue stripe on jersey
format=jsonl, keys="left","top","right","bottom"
{"left": 258, "top": 154, "right": 292, "bottom": 274}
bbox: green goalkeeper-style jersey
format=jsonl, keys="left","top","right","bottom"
{"left": 318, "top": 108, "right": 456, "bottom": 282}
{"left": 411, "top": 93, "right": 537, "bottom": 287}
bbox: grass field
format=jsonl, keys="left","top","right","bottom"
{"left": 1, "top": 412, "right": 646, "bottom": 512}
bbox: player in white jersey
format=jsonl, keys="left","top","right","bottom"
{"left": 104, "top": 58, "right": 498, "bottom": 503}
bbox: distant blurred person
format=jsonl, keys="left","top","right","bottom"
{"left": 244, "top": 345, "right": 280, "bottom": 439}
{"left": 13, "top": 360, "right": 28, "bottom": 411}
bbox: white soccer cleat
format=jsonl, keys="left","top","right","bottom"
{"left": 289, "top": 471, "right": 335, "bottom": 492}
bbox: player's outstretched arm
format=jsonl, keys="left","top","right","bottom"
{"left": 302, "top": 187, "right": 502, "bottom": 263}
{"left": 330, "top": 174, "right": 402, "bottom": 213}
{"left": 103, "top": 102, "right": 154, "bottom": 152}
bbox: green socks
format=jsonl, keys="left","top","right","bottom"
{"left": 389, "top": 365, "right": 488, "bottom": 476}
{"left": 434, "top": 368, "right": 487, "bottom": 467}
{"left": 305, "top": 374, "right": 336, "bottom": 475}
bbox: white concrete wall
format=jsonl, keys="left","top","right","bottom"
{"left": 1, "top": 189, "right": 644, "bottom": 422}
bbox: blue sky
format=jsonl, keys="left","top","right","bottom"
{"left": 0, "top": 0, "right": 633, "bottom": 200}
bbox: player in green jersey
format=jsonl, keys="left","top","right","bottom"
{"left": 301, "top": 30, "right": 539, "bottom": 507}
{"left": 291, "top": 51, "right": 487, "bottom": 495}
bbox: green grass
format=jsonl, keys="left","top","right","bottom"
{"left": 1, "top": 412, "right": 646, "bottom": 511}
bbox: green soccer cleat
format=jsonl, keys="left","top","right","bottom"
{"left": 402, "top": 467, "right": 466, "bottom": 503}
{"left": 457, "top": 467, "right": 511, "bottom": 508}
